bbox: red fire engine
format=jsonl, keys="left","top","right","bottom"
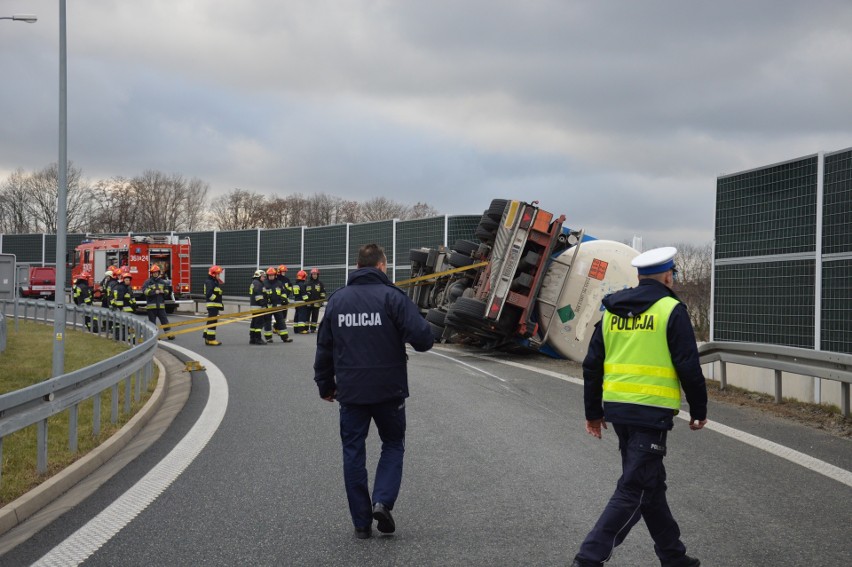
{"left": 70, "top": 234, "right": 192, "bottom": 313}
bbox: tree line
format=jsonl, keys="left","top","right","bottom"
{"left": 0, "top": 163, "right": 440, "bottom": 234}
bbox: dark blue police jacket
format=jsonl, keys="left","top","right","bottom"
{"left": 583, "top": 278, "right": 708, "bottom": 430}
{"left": 313, "top": 267, "right": 433, "bottom": 404}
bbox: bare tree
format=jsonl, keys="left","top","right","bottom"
{"left": 130, "top": 170, "right": 208, "bottom": 232}
{"left": 671, "top": 242, "right": 712, "bottom": 341}
{"left": 0, "top": 168, "right": 34, "bottom": 234}
{"left": 21, "top": 162, "right": 93, "bottom": 233}
{"left": 87, "top": 176, "right": 140, "bottom": 233}
{"left": 209, "top": 188, "right": 269, "bottom": 230}
{"left": 405, "top": 201, "right": 440, "bottom": 220}
{"left": 360, "top": 196, "right": 408, "bottom": 222}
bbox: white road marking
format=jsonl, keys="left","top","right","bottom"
{"left": 31, "top": 344, "right": 229, "bottom": 567}
{"left": 436, "top": 347, "right": 852, "bottom": 488}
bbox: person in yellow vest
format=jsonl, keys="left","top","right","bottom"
{"left": 571, "top": 247, "right": 707, "bottom": 567}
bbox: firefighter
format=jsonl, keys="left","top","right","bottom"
{"left": 306, "top": 268, "right": 327, "bottom": 333}
{"left": 263, "top": 267, "right": 278, "bottom": 343}
{"left": 265, "top": 266, "right": 293, "bottom": 343}
{"left": 142, "top": 265, "right": 175, "bottom": 340}
{"left": 277, "top": 265, "right": 293, "bottom": 335}
{"left": 72, "top": 272, "right": 97, "bottom": 332}
{"left": 112, "top": 271, "right": 137, "bottom": 341}
{"left": 204, "top": 265, "right": 224, "bottom": 346}
{"left": 249, "top": 269, "right": 268, "bottom": 345}
{"left": 99, "top": 269, "right": 118, "bottom": 332}
{"left": 292, "top": 269, "right": 310, "bottom": 334}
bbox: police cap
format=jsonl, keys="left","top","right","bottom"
{"left": 631, "top": 246, "right": 677, "bottom": 275}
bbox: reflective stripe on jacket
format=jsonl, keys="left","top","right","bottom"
{"left": 602, "top": 296, "right": 681, "bottom": 410}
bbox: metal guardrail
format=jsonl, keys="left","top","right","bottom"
{"left": 0, "top": 299, "right": 159, "bottom": 484}
{"left": 698, "top": 341, "right": 851, "bottom": 418}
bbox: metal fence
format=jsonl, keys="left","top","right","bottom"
{"left": 0, "top": 299, "right": 158, "bottom": 483}
{"left": 0, "top": 215, "right": 480, "bottom": 298}
{"left": 699, "top": 341, "right": 851, "bottom": 417}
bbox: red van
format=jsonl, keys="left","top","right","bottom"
{"left": 17, "top": 265, "right": 57, "bottom": 301}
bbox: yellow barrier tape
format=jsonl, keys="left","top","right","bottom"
{"left": 155, "top": 260, "right": 488, "bottom": 340}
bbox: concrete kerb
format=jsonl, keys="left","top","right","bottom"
{"left": 0, "top": 352, "right": 171, "bottom": 536}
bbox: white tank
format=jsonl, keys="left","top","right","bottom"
{"left": 535, "top": 240, "right": 639, "bottom": 362}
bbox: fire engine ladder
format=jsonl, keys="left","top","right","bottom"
{"left": 177, "top": 245, "right": 191, "bottom": 291}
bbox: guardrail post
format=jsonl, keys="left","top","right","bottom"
{"left": 134, "top": 369, "right": 141, "bottom": 402}
{"left": 37, "top": 419, "right": 48, "bottom": 474}
{"left": 111, "top": 383, "right": 119, "bottom": 424}
{"left": 774, "top": 369, "right": 783, "bottom": 404}
{"left": 0, "top": 438, "right": 4, "bottom": 485}
{"left": 719, "top": 361, "right": 727, "bottom": 390}
{"left": 124, "top": 375, "right": 132, "bottom": 414}
{"left": 68, "top": 403, "right": 78, "bottom": 453}
{"left": 842, "top": 383, "right": 850, "bottom": 418}
{"left": 93, "top": 392, "right": 101, "bottom": 437}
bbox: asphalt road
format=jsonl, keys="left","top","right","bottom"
{"left": 1, "top": 314, "right": 850, "bottom": 566}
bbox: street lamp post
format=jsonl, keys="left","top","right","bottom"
{"left": 53, "top": 0, "right": 68, "bottom": 378}
{"left": 0, "top": 14, "right": 37, "bottom": 23}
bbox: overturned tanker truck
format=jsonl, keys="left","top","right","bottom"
{"left": 406, "top": 198, "right": 640, "bottom": 363}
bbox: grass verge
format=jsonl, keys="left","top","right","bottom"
{"left": 0, "top": 319, "right": 158, "bottom": 506}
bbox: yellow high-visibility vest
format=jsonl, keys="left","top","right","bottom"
{"left": 602, "top": 296, "right": 681, "bottom": 410}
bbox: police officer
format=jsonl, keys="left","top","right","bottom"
{"left": 142, "top": 265, "right": 175, "bottom": 340}
{"left": 570, "top": 247, "right": 707, "bottom": 567}
{"left": 267, "top": 265, "right": 293, "bottom": 343}
{"left": 72, "top": 272, "right": 97, "bottom": 332}
{"left": 204, "top": 265, "right": 224, "bottom": 346}
{"left": 314, "top": 243, "right": 433, "bottom": 539}
{"left": 305, "top": 267, "right": 327, "bottom": 333}
{"left": 292, "top": 270, "right": 310, "bottom": 334}
{"left": 112, "top": 271, "right": 137, "bottom": 341}
{"left": 249, "top": 269, "right": 268, "bottom": 345}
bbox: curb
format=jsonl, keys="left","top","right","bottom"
{"left": 0, "top": 355, "right": 169, "bottom": 537}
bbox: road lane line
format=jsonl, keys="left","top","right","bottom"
{"left": 32, "top": 344, "right": 229, "bottom": 567}
{"left": 438, "top": 348, "right": 852, "bottom": 488}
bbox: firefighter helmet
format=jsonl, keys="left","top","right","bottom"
{"left": 209, "top": 265, "right": 223, "bottom": 276}
{"left": 253, "top": 269, "right": 264, "bottom": 278}
{"left": 104, "top": 270, "right": 113, "bottom": 278}
{"left": 122, "top": 271, "right": 132, "bottom": 280}
{"left": 110, "top": 265, "right": 120, "bottom": 274}
{"left": 266, "top": 267, "right": 277, "bottom": 275}
{"left": 277, "top": 264, "right": 288, "bottom": 273}
{"left": 297, "top": 270, "right": 307, "bottom": 281}
{"left": 310, "top": 268, "right": 319, "bottom": 275}
{"left": 149, "top": 265, "right": 161, "bottom": 273}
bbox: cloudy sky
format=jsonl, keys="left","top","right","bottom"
{"left": 2, "top": 1, "right": 851, "bottom": 245}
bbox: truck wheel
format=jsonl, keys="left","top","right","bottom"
{"left": 486, "top": 199, "right": 509, "bottom": 222}
{"left": 426, "top": 308, "right": 447, "bottom": 326}
{"left": 447, "top": 251, "right": 475, "bottom": 268}
{"left": 475, "top": 225, "right": 496, "bottom": 244}
{"left": 428, "top": 321, "right": 445, "bottom": 341}
{"left": 478, "top": 214, "right": 498, "bottom": 232}
{"left": 452, "top": 239, "right": 479, "bottom": 256}
{"left": 410, "top": 249, "right": 429, "bottom": 265}
{"left": 448, "top": 297, "right": 487, "bottom": 318}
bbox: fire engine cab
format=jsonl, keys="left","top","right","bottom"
{"left": 70, "top": 234, "right": 192, "bottom": 313}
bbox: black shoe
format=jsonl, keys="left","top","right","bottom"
{"left": 372, "top": 503, "right": 395, "bottom": 534}
{"left": 354, "top": 526, "right": 372, "bottom": 540}
{"left": 265, "top": 338, "right": 274, "bottom": 344}
{"left": 282, "top": 336, "right": 293, "bottom": 343}
{"left": 663, "top": 557, "right": 700, "bottom": 567}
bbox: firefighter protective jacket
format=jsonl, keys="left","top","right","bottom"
{"left": 249, "top": 277, "right": 267, "bottom": 308}
{"left": 141, "top": 276, "right": 169, "bottom": 309}
{"left": 112, "top": 282, "right": 136, "bottom": 312}
{"left": 73, "top": 280, "right": 93, "bottom": 306}
{"left": 306, "top": 277, "right": 326, "bottom": 304}
{"left": 204, "top": 275, "right": 223, "bottom": 309}
{"left": 268, "top": 277, "right": 288, "bottom": 306}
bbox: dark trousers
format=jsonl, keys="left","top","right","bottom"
{"left": 205, "top": 307, "right": 220, "bottom": 340}
{"left": 294, "top": 305, "right": 309, "bottom": 333}
{"left": 339, "top": 399, "right": 406, "bottom": 529}
{"left": 272, "top": 309, "right": 289, "bottom": 337}
{"left": 308, "top": 306, "right": 320, "bottom": 331}
{"left": 147, "top": 308, "right": 171, "bottom": 332}
{"left": 250, "top": 311, "right": 265, "bottom": 340}
{"left": 575, "top": 424, "right": 686, "bottom": 566}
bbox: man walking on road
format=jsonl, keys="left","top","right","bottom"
{"left": 571, "top": 247, "right": 707, "bottom": 567}
{"left": 314, "top": 243, "right": 433, "bottom": 540}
